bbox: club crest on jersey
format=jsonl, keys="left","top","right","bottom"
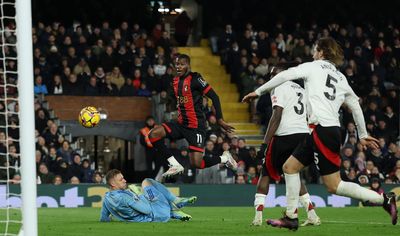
{"left": 184, "top": 85, "right": 189, "bottom": 92}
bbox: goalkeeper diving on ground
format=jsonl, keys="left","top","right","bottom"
{"left": 100, "top": 169, "right": 197, "bottom": 222}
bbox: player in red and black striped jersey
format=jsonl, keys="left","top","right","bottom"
{"left": 148, "top": 54, "right": 238, "bottom": 177}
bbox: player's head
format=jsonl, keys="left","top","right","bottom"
{"left": 175, "top": 54, "right": 191, "bottom": 76}
{"left": 105, "top": 169, "right": 127, "bottom": 190}
{"left": 313, "top": 37, "right": 344, "bottom": 67}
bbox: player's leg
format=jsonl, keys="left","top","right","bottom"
{"left": 251, "top": 175, "right": 270, "bottom": 226}
{"left": 170, "top": 209, "right": 192, "bottom": 221}
{"left": 263, "top": 134, "right": 313, "bottom": 229}
{"left": 186, "top": 129, "right": 237, "bottom": 170}
{"left": 143, "top": 178, "right": 197, "bottom": 208}
{"left": 149, "top": 123, "right": 184, "bottom": 177}
{"left": 322, "top": 171, "right": 397, "bottom": 225}
{"left": 315, "top": 125, "right": 397, "bottom": 225}
{"left": 299, "top": 183, "right": 320, "bottom": 226}
{"left": 282, "top": 156, "right": 304, "bottom": 216}
{"left": 142, "top": 178, "right": 176, "bottom": 202}
{"left": 189, "top": 149, "right": 237, "bottom": 170}
{"left": 141, "top": 179, "right": 172, "bottom": 222}
{"left": 266, "top": 134, "right": 313, "bottom": 230}
{"left": 266, "top": 155, "right": 303, "bottom": 230}
{"left": 142, "top": 178, "right": 197, "bottom": 221}
{"left": 253, "top": 137, "right": 283, "bottom": 226}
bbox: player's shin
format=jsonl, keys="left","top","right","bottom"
{"left": 150, "top": 138, "right": 180, "bottom": 166}
{"left": 202, "top": 154, "right": 221, "bottom": 168}
{"left": 336, "top": 180, "right": 383, "bottom": 203}
{"left": 284, "top": 173, "right": 301, "bottom": 219}
{"left": 253, "top": 193, "right": 266, "bottom": 225}
{"left": 299, "top": 193, "right": 318, "bottom": 220}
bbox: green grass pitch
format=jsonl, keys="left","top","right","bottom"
{"left": 1, "top": 207, "right": 399, "bottom": 236}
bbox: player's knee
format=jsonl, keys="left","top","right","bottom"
{"left": 257, "top": 185, "right": 268, "bottom": 195}
{"left": 326, "top": 184, "right": 338, "bottom": 194}
{"left": 149, "top": 126, "right": 165, "bottom": 139}
{"left": 192, "top": 160, "right": 202, "bottom": 168}
{"left": 144, "top": 178, "right": 152, "bottom": 182}
{"left": 282, "top": 162, "right": 296, "bottom": 174}
{"left": 141, "top": 179, "right": 152, "bottom": 188}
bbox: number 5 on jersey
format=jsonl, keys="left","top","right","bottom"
{"left": 324, "top": 75, "right": 338, "bottom": 101}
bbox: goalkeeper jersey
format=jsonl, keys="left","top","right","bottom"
{"left": 100, "top": 189, "right": 155, "bottom": 222}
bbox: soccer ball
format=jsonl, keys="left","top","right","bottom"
{"left": 78, "top": 106, "right": 100, "bottom": 128}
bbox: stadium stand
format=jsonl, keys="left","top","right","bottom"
{"left": 2, "top": 8, "right": 399, "bottom": 185}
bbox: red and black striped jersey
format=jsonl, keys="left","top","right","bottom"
{"left": 172, "top": 72, "right": 211, "bottom": 129}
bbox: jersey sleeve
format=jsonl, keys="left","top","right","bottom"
{"left": 125, "top": 193, "right": 152, "bottom": 215}
{"left": 343, "top": 84, "right": 368, "bottom": 139}
{"left": 192, "top": 73, "right": 212, "bottom": 94}
{"left": 270, "top": 86, "right": 286, "bottom": 108}
{"left": 255, "top": 67, "right": 299, "bottom": 96}
{"left": 291, "top": 62, "right": 313, "bottom": 80}
{"left": 99, "top": 198, "right": 111, "bottom": 222}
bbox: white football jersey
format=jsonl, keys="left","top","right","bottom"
{"left": 291, "top": 60, "right": 357, "bottom": 127}
{"left": 271, "top": 81, "right": 309, "bottom": 136}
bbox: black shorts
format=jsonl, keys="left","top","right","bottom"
{"left": 293, "top": 125, "right": 341, "bottom": 176}
{"left": 162, "top": 122, "right": 206, "bottom": 153}
{"left": 262, "top": 133, "right": 309, "bottom": 181}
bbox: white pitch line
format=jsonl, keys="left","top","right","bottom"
{"left": 322, "top": 220, "right": 391, "bottom": 225}
{"left": 196, "top": 219, "right": 392, "bottom": 226}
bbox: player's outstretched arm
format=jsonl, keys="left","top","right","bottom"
{"left": 254, "top": 69, "right": 299, "bottom": 96}
{"left": 242, "top": 92, "right": 259, "bottom": 103}
{"left": 100, "top": 201, "right": 111, "bottom": 222}
{"left": 126, "top": 196, "right": 152, "bottom": 215}
{"left": 344, "top": 90, "right": 379, "bottom": 150}
{"left": 205, "top": 88, "right": 235, "bottom": 133}
{"left": 217, "top": 118, "right": 235, "bottom": 133}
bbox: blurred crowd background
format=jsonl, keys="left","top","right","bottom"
{"left": 0, "top": 0, "right": 399, "bottom": 188}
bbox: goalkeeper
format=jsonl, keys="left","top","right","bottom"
{"left": 100, "top": 169, "right": 196, "bottom": 222}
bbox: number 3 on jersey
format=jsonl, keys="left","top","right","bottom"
{"left": 294, "top": 92, "right": 304, "bottom": 115}
{"left": 324, "top": 75, "right": 338, "bottom": 101}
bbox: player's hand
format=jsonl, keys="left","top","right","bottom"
{"left": 242, "top": 92, "right": 259, "bottom": 103}
{"left": 359, "top": 136, "right": 379, "bottom": 150}
{"left": 218, "top": 119, "right": 235, "bottom": 133}
{"left": 257, "top": 143, "right": 268, "bottom": 160}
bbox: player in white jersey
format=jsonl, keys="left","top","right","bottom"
{"left": 243, "top": 37, "right": 397, "bottom": 230}
{"left": 251, "top": 63, "right": 320, "bottom": 228}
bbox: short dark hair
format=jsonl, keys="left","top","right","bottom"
{"left": 105, "top": 169, "right": 121, "bottom": 186}
{"left": 177, "top": 54, "right": 191, "bottom": 64}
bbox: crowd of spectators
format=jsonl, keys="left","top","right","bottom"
{"left": 1, "top": 18, "right": 400, "bottom": 186}
{"left": 29, "top": 21, "right": 177, "bottom": 98}
{"left": 210, "top": 21, "right": 400, "bottom": 185}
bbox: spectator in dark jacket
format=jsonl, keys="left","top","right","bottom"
{"left": 81, "top": 159, "right": 94, "bottom": 183}
{"left": 64, "top": 74, "right": 84, "bottom": 95}
{"left": 56, "top": 140, "right": 73, "bottom": 164}
{"left": 119, "top": 78, "right": 136, "bottom": 96}
{"left": 38, "top": 163, "right": 55, "bottom": 184}
{"left": 101, "top": 74, "right": 119, "bottom": 96}
{"left": 137, "top": 82, "right": 151, "bottom": 97}
{"left": 68, "top": 153, "right": 83, "bottom": 181}
{"left": 85, "top": 75, "right": 101, "bottom": 96}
